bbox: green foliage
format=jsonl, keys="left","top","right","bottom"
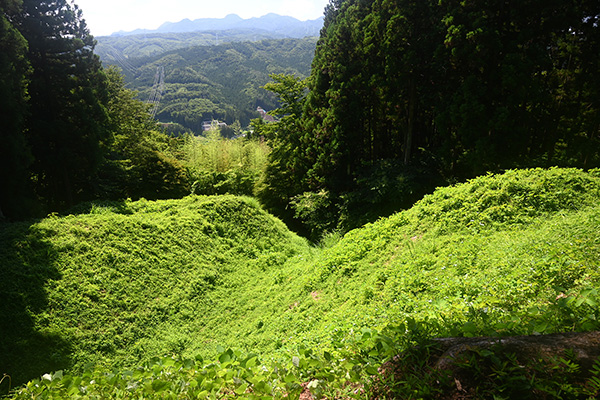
{"left": 96, "top": 29, "right": 294, "bottom": 61}
{"left": 100, "top": 66, "right": 190, "bottom": 200}
{"left": 16, "top": 0, "right": 111, "bottom": 210}
{"left": 0, "top": 0, "right": 34, "bottom": 220}
{"left": 338, "top": 160, "right": 416, "bottom": 229}
{"left": 1, "top": 0, "right": 195, "bottom": 218}
{"left": 11, "top": 352, "right": 303, "bottom": 400}
{"left": 181, "top": 131, "right": 270, "bottom": 196}
{"left": 289, "top": 0, "right": 600, "bottom": 237}
{"left": 370, "top": 333, "right": 600, "bottom": 399}
{"left": 289, "top": 190, "right": 338, "bottom": 240}
{"left": 0, "top": 195, "right": 310, "bottom": 389}
{"left": 2, "top": 168, "right": 600, "bottom": 398}
{"left": 411, "top": 167, "right": 600, "bottom": 234}
{"left": 254, "top": 74, "right": 311, "bottom": 231}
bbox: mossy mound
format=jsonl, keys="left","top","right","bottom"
{"left": 3, "top": 168, "right": 600, "bottom": 398}
{"left": 0, "top": 195, "right": 310, "bottom": 386}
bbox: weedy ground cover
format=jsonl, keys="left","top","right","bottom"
{"left": 181, "top": 132, "right": 270, "bottom": 196}
{"left": 2, "top": 168, "right": 599, "bottom": 399}
{"left": 0, "top": 195, "right": 312, "bottom": 389}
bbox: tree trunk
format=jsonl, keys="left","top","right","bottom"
{"left": 404, "top": 80, "right": 416, "bottom": 166}
{"left": 432, "top": 331, "right": 600, "bottom": 373}
{"left": 380, "top": 331, "right": 600, "bottom": 399}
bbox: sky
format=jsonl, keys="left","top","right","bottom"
{"left": 73, "top": 0, "right": 330, "bottom": 37}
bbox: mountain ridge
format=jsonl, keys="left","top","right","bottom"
{"left": 108, "top": 13, "right": 324, "bottom": 38}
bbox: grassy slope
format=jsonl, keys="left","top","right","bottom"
{"left": 224, "top": 167, "right": 600, "bottom": 355}
{"left": 295, "top": 168, "right": 600, "bottom": 338}
{"left": 0, "top": 195, "right": 313, "bottom": 387}
{"left": 2, "top": 167, "right": 600, "bottom": 396}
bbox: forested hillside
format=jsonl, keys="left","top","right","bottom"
{"left": 253, "top": 0, "right": 600, "bottom": 238}
{"left": 94, "top": 14, "right": 322, "bottom": 134}
{"left": 104, "top": 37, "right": 317, "bottom": 132}
{"left": 96, "top": 29, "right": 292, "bottom": 61}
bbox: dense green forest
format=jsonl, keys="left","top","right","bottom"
{"left": 1, "top": 0, "right": 600, "bottom": 397}
{"left": 0, "top": 0, "right": 196, "bottom": 219}
{"left": 253, "top": 0, "right": 600, "bottom": 238}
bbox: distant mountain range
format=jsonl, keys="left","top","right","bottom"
{"left": 95, "top": 13, "right": 323, "bottom": 62}
{"left": 109, "top": 13, "right": 324, "bottom": 38}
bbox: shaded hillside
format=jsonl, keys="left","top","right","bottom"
{"left": 4, "top": 168, "right": 600, "bottom": 398}
{"left": 99, "top": 38, "right": 317, "bottom": 132}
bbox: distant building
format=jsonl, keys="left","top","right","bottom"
{"left": 202, "top": 120, "right": 228, "bottom": 131}
{"left": 257, "top": 106, "right": 276, "bottom": 122}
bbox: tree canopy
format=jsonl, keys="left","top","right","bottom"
{"left": 0, "top": 0, "right": 32, "bottom": 219}
{"left": 258, "top": 0, "right": 600, "bottom": 235}
{"left": 13, "top": 0, "right": 111, "bottom": 209}
{"left": 0, "top": 0, "right": 189, "bottom": 219}
{"left": 306, "top": 0, "right": 599, "bottom": 178}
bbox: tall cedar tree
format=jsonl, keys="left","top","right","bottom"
{"left": 15, "top": 0, "right": 110, "bottom": 210}
{"left": 303, "top": 0, "right": 599, "bottom": 195}
{"left": 0, "top": 0, "right": 33, "bottom": 219}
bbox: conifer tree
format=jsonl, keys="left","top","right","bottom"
{"left": 15, "top": 0, "right": 110, "bottom": 209}
{"left": 0, "top": 0, "right": 33, "bottom": 219}
{"left": 298, "top": 0, "right": 599, "bottom": 233}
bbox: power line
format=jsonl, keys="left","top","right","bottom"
{"left": 147, "top": 66, "right": 165, "bottom": 119}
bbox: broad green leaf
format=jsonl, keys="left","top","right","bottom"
{"left": 246, "top": 356, "right": 258, "bottom": 368}
{"left": 219, "top": 352, "right": 232, "bottom": 364}
{"left": 235, "top": 383, "right": 249, "bottom": 395}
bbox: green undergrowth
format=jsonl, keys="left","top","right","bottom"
{"left": 0, "top": 195, "right": 313, "bottom": 390}
{"left": 296, "top": 168, "right": 600, "bottom": 338}
{"left": 2, "top": 168, "right": 600, "bottom": 398}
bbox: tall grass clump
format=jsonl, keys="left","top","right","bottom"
{"left": 181, "top": 128, "right": 270, "bottom": 196}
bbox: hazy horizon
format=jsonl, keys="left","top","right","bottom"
{"left": 74, "top": 0, "right": 329, "bottom": 36}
